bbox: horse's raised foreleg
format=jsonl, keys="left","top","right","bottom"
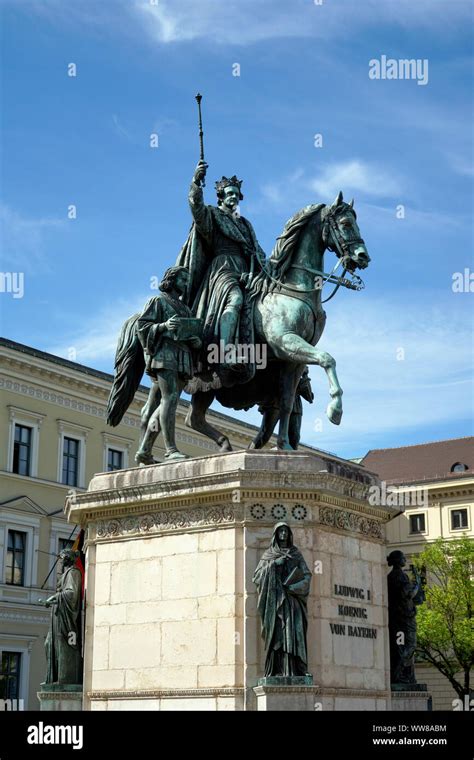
{"left": 249, "top": 407, "right": 280, "bottom": 449}
{"left": 185, "top": 391, "right": 233, "bottom": 451}
{"left": 274, "top": 333, "right": 343, "bottom": 425}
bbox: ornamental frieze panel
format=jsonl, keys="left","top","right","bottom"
{"left": 95, "top": 504, "right": 236, "bottom": 538}
{"left": 319, "top": 506, "right": 382, "bottom": 539}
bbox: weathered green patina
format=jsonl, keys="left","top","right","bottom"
{"left": 253, "top": 523, "right": 312, "bottom": 677}
{"left": 106, "top": 98, "right": 371, "bottom": 457}
{"left": 387, "top": 550, "right": 425, "bottom": 686}
{"left": 42, "top": 550, "right": 83, "bottom": 686}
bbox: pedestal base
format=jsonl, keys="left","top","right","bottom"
{"left": 37, "top": 683, "right": 83, "bottom": 711}
{"left": 254, "top": 684, "right": 390, "bottom": 711}
{"left": 254, "top": 684, "right": 319, "bottom": 711}
{"left": 390, "top": 684, "right": 432, "bottom": 711}
{"left": 67, "top": 450, "right": 396, "bottom": 711}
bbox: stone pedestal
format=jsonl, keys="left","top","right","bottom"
{"left": 37, "top": 683, "right": 83, "bottom": 711}
{"left": 391, "top": 684, "right": 432, "bottom": 711}
{"left": 254, "top": 683, "right": 319, "bottom": 711}
{"left": 66, "top": 450, "right": 398, "bottom": 711}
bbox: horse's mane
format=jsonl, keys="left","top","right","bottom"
{"left": 271, "top": 203, "right": 325, "bottom": 275}
{"left": 251, "top": 203, "right": 325, "bottom": 297}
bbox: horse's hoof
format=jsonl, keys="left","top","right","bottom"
{"left": 273, "top": 441, "right": 293, "bottom": 451}
{"left": 218, "top": 436, "right": 232, "bottom": 452}
{"left": 327, "top": 400, "right": 343, "bottom": 426}
{"left": 135, "top": 451, "right": 156, "bottom": 466}
{"left": 164, "top": 449, "right": 188, "bottom": 460}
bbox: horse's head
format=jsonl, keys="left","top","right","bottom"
{"left": 323, "top": 191, "right": 370, "bottom": 272}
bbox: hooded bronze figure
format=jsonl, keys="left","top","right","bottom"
{"left": 253, "top": 522, "right": 312, "bottom": 677}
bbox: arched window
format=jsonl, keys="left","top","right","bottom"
{"left": 451, "top": 462, "right": 468, "bottom": 473}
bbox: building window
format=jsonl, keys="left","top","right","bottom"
{"left": 107, "top": 448, "right": 123, "bottom": 472}
{"left": 5, "top": 530, "right": 26, "bottom": 586}
{"left": 12, "top": 424, "right": 32, "bottom": 476}
{"left": 7, "top": 407, "right": 45, "bottom": 478}
{"left": 451, "top": 462, "right": 468, "bottom": 473}
{"left": 62, "top": 437, "right": 80, "bottom": 486}
{"left": 0, "top": 652, "right": 21, "bottom": 700}
{"left": 451, "top": 509, "right": 468, "bottom": 530}
{"left": 102, "top": 435, "right": 131, "bottom": 472}
{"left": 409, "top": 513, "right": 426, "bottom": 534}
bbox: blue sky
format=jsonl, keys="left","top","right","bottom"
{"left": 1, "top": 0, "right": 473, "bottom": 458}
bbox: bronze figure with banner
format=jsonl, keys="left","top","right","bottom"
{"left": 42, "top": 549, "right": 83, "bottom": 686}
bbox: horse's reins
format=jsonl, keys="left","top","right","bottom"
{"left": 253, "top": 208, "right": 365, "bottom": 303}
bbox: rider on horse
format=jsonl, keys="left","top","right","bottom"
{"left": 176, "top": 160, "right": 267, "bottom": 386}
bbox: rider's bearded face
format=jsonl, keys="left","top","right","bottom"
{"left": 222, "top": 186, "right": 240, "bottom": 212}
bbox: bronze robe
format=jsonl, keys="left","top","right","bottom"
{"left": 253, "top": 522, "right": 312, "bottom": 677}
{"left": 45, "top": 565, "right": 82, "bottom": 684}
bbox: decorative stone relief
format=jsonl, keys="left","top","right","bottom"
{"left": 319, "top": 506, "right": 382, "bottom": 539}
{"left": 96, "top": 504, "right": 236, "bottom": 538}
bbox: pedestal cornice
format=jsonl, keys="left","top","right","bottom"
{"left": 65, "top": 451, "right": 397, "bottom": 543}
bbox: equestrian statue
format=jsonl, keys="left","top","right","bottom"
{"left": 106, "top": 95, "right": 371, "bottom": 461}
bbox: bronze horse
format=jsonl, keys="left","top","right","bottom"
{"left": 107, "top": 192, "right": 370, "bottom": 452}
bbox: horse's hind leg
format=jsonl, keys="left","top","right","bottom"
{"left": 185, "top": 391, "right": 233, "bottom": 451}
{"left": 273, "top": 333, "right": 343, "bottom": 425}
{"left": 249, "top": 407, "right": 280, "bottom": 449}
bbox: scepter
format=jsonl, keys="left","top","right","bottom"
{"left": 195, "top": 92, "right": 205, "bottom": 187}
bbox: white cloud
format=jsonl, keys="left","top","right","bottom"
{"left": 135, "top": 2, "right": 194, "bottom": 44}
{"left": 130, "top": 0, "right": 473, "bottom": 45}
{"left": 112, "top": 114, "right": 134, "bottom": 143}
{"left": 0, "top": 203, "right": 65, "bottom": 271}
{"left": 448, "top": 154, "right": 474, "bottom": 178}
{"left": 7, "top": 0, "right": 471, "bottom": 46}
{"left": 297, "top": 294, "right": 473, "bottom": 454}
{"left": 251, "top": 162, "right": 402, "bottom": 218}
{"left": 46, "top": 295, "right": 149, "bottom": 366}
{"left": 310, "top": 160, "right": 401, "bottom": 199}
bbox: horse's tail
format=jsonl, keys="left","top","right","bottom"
{"left": 106, "top": 313, "right": 145, "bottom": 427}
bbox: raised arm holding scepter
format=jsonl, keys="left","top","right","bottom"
{"left": 176, "top": 93, "right": 267, "bottom": 386}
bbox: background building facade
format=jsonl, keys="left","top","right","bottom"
{"left": 2, "top": 336, "right": 471, "bottom": 711}
{"left": 0, "top": 337, "right": 275, "bottom": 708}
{"left": 362, "top": 438, "right": 473, "bottom": 710}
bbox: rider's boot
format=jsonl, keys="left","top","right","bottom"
{"left": 220, "top": 310, "right": 239, "bottom": 354}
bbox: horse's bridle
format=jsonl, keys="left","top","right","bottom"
{"left": 323, "top": 208, "right": 366, "bottom": 269}
{"left": 258, "top": 206, "right": 366, "bottom": 302}
{"left": 318, "top": 208, "right": 366, "bottom": 301}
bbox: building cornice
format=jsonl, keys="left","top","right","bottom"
{"left": 0, "top": 355, "right": 257, "bottom": 446}
{"left": 0, "top": 340, "right": 358, "bottom": 453}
